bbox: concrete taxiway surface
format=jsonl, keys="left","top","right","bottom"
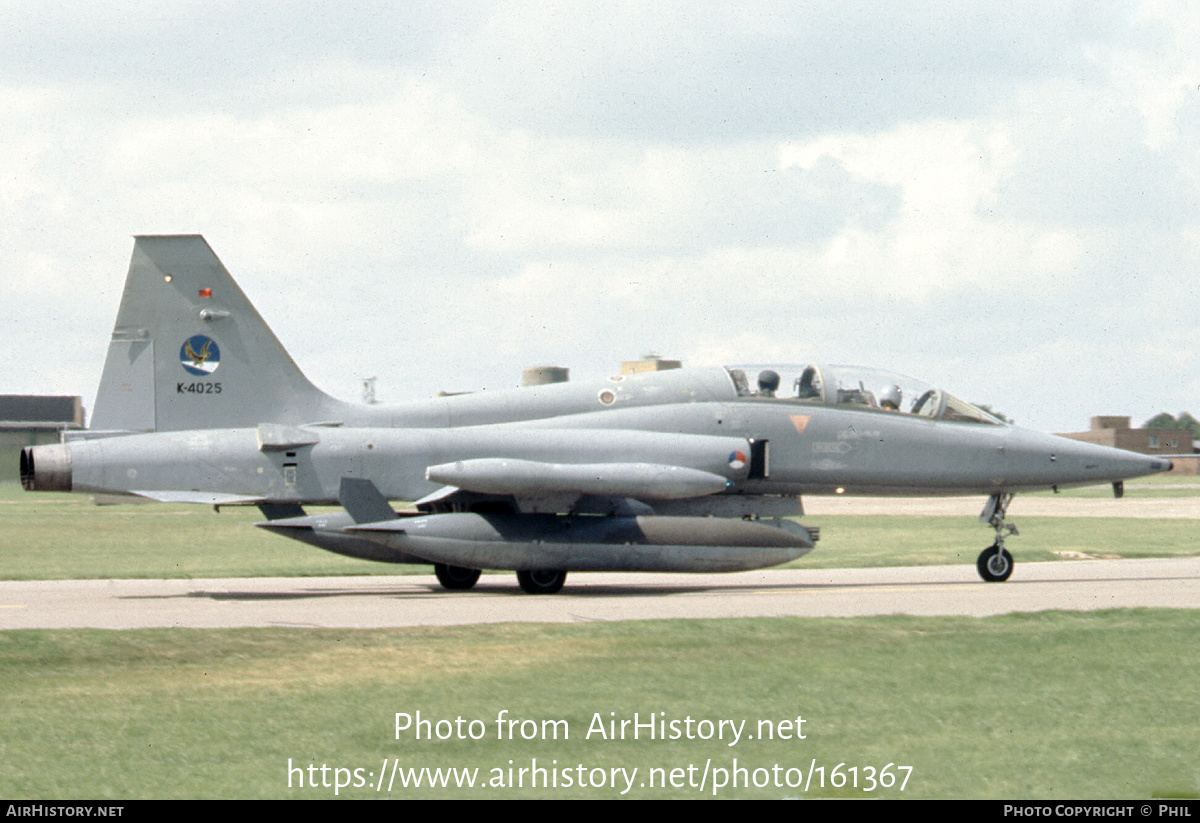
{"left": 1, "top": 557, "right": 1197, "bottom": 630}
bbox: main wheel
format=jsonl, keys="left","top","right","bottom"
{"left": 434, "top": 564, "right": 482, "bottom": 591}
{"left": 976, "top": 545, "right": 1014, "bottom": 582}
{"left": 516, "top": 569, "right": 567, "bottom": 594}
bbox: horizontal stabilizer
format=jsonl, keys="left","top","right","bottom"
{"left": 425, "top": 459, "right": 730, "bottom": 500}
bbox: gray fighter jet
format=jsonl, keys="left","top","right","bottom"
{"left": 21, "top": 236, "right": 1173, "bottom": 593}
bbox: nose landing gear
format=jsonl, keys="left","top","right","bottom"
{"left": 977, "top": 492, "right": 1017, "bottom": 582}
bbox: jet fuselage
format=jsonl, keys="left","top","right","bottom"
{"left": 26, "top": 373, "right": 1169, "bottom": 503}
{"left": 18, "top": 236, "right": 1176, "bottom": 591}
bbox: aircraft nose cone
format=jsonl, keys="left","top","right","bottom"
{"left": 1005, "top": 429, "right": 1176, "bottom": 488}
{"left": 1145, "top": 456, "right": 1173, "bottom": 474}
{"left": 1085, "top": 443, "right": 1174, "bottom": 481}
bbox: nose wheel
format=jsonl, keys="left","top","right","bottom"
{"left": 977, "top": 493, "right": 1018, "bottom": 582}
{"left": 977, "top": 544, "right": 1014, "bottom": 582}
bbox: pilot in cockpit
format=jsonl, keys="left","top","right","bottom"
{"left": 757, "top": 369, "right": 780, "bottom": 397}
{"left": 880, "top": 384, "right": 903, "bottom": 411}
{"left": 795, "top": 366, "right": 821, "bottom": 400}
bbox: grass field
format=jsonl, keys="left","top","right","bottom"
{"left": 1, "top": 612, "right": 1197, "bottom": 799}
{"left": 3, "top": 482, "right": 1198, "bottom": 800}
{"left": 2, "top": 483, "right": 1198, "bottom": 581}
{"left": 1029, "top": 477, "right": 1200, "bottom": 498}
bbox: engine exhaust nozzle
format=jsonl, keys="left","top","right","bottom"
{"left": 20, "top": 444, "right": 73, "bottom": 492}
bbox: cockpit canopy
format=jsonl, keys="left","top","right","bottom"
{"left": 724, "top": 364, "right": 1003, "bottom": 425}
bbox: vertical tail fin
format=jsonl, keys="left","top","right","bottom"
{"left": 91, "top": 235, "right": 347, "bottom": 432}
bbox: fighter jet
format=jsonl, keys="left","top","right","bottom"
{"left": 20, "top": 236, "right": 1173, "bottom": 593}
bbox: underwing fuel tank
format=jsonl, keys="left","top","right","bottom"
{"left": 335, "top": 512, "right": 817, "bottom": 573}
{"left": 425, "top": 458, "right": 730, "bottom": 499}
{"left": 255, "top": 511, "right": 433, "bottom": 565}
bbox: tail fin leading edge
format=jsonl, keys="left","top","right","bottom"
{"left": 91, "top": 235, "right": 342, "bottom": 432}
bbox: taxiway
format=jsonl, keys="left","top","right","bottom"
{"left": 1, "top": 557, "right": 1197, "bottom": 630}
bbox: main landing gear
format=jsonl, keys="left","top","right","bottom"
{"left": 434, "top": 564, "right": 482, "bottom": 591}
{"left": 517, "top": 569, "right": 568, "bottom": 594}
{"left": 433, "top": 564, "right": 569, "bottom": 594}
{"left": 977, "top": 492, "right": 1017, "bottom": 582}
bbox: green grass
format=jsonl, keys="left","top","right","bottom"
{"left": 1, "top": 612, "right": 1197, "bottom": 799}
{"left": 1124, "top": 475, "right": 1200, "bottom": 486}
{"left": 0, "top": 485, "right": 407, "bottom": 579}
{"left": 2, "top": 484, "right": 1198, "bottom": 580}
{"left": 795, "top": 515, "right": 1200, "bottom": 568}
{"left": 3, "top": 487, "right": 1198, "bottom": 800}
{"left": 1032, "top": 475, "right": 1200, "bottom": 497}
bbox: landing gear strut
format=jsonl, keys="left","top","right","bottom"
{"left": 434, "top": 564, "right": 482, "bottom": 591}
{"left": 977, "top": 492, "right": 1017, "bottom": 582}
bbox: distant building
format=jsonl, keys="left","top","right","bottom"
{"left": 1, "top": 396, "right": 85, "bottom": 482}
{"left": 621, "top": 355, "right": 682, "bottom": 375}
{"left": 1058, "top": 416, "right": 1198, "bottom": 476}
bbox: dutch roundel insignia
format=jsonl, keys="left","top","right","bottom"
{"left": 180, "top": 335, "right": 221, "bottom": 376}
{"left": 728, "top": 450, "right": 747, "bottom": 470}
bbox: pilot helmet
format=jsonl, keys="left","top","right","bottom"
{"left": 880, "top": 384, "right": 902, "bottom": 410}
{"left": 757, "top": 369, "right": 781, "bottom": 395}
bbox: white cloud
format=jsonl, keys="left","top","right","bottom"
{"left": 775, "top": 120, "right": 1093, "bottom": 301}
{"left": 0, "top": 2, "right": 1197, "bottom": 434}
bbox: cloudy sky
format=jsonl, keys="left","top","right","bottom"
{"left": 2, "top": 1, "right": 1198, "bottom": 432}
